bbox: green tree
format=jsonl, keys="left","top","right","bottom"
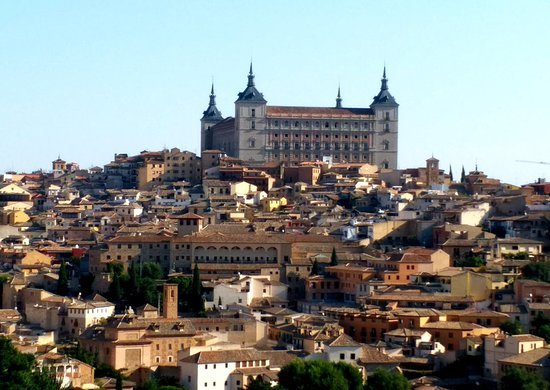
{"left": 246, "top": 376, "right": 272, "bottom": 390}
{"left": 532, "top": 312, "right": 550, "bottom": 335}
{"left": 330, "top": 247, "right": 338, "bottom": 266}
{"left": 0, "top": 274, "right": 9, "bottom": 304}
{"left": 501, "top": 366, "right": 549, "bottom": 390}
{"left": 139, "top": 277, "right": 159, "bottom": 307}
{"left": 277, "top": 359, "right": 362, "bottom": 390}
{"left": 455, "top": 256, "right": 485, "bottom": 268}
{"left": 0, "top": 336, "right": 62, "bottom": 390}
{"left": 169, "top": 276, "right": 193, "bottom": 312}
{"left": 334, "top": 362, "right": 363, "bottom": 390}
{"left": 109, "top": 272, "right": 123, "bottom": 303}
{"left": 57, "top": 259, "right": 69, "bottom": 296}
{"left": 522, "top": 262, "right": 550, "bottom": 283}
{"left": 142, "top": 263, "right": 162, "bottom": 280}
{"left": 65, "top": 343, "right": 98, "bottom": 366}
{"left": 190, "top": 264, "right": 205, "bottom": 314}
{"left": 79, "top": 273, "right": 95, "bottom": 298}
{"left": 500, "top": 320, "right": 523, "bottom": 335}
{"left": 449, "top": 165, "right": 454, "bottom": 182}
{"left": 538, "top": 324, "right": 550, "bottom": 344}
{"left": 116, "top": 375, "right": 123, "bottom": 390}
{"left": 365, "top": 368, "right": 411, "bottom": 390}
{"left": 460, "top": 165, "right": 466, "bottom": 183}
{"left": 310, "top": 259, "right": 320, "bottom": 276}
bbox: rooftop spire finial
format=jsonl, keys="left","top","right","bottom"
{"left": 247, "top": 61, "right": 255, "bottom": 87}
{"left": 208, "top": 81, "right": 217, "bottom": 106}
{"left": 381, "top": 65, "right": 388, "bottom": 91}
{"left": 335, "top": 84, "right": 342, "bottom": 108}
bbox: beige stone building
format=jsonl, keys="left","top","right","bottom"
{"left": 484, "top": 333, "right": 546, "bottom": 378}
{"left": 78, "top": 285, "right": 267, "bottom": 379}
{"left": 37, "top": 353, "right": 95, "bottom": 389}
{"left": 137, "top": 158, "right": 165, "bottom": 190}
{"left": 162, "top": 148, "right": 202, "bottom": 185}
{"left": 201, "top": 65, "right": 398, "bottom": 169}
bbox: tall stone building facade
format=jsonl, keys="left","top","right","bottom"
{"left": 201, "top": 65, "right": 399, "bottom": 169}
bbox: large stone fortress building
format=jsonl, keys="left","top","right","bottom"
{"left": 201, "top": 65, "right": 398, "bottom": 169}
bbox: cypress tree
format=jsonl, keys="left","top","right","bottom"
{"left": 449, "top": 165, "right": 454, "bottom": 182}
{"left": 109, "top": 272, "right": 123, "bottom": 303}
{"left": 330, "top": 247, "right": 338, "bottom": 266}
{"left": 191, "top": 264, "right": 204, "bottom": 313}
{"left": 57, "top": 260, "right": 69, "bottom": 296}
{"left": 310, "top": 259, "right": 320, "bottom": 276}
{"left": 115, "top": 374, "right": 123, "bottom": 390}
{"left": 461, "top": 165, "right": 466, "bottom": 183}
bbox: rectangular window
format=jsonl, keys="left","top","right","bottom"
{"left": 251, "top": 108, "right": 256, "bottom": 117}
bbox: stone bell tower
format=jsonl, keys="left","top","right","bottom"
{"left": 163, "top": 283, "right": 178, "bottom": 319}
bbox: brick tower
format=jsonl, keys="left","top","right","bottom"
{"left": 163, "top": 283, "right": 178, "bottom": 319}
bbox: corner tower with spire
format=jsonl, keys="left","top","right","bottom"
{"left": 370, "top": 66, "right": 399, "bottom": 170}
{"left": 201, "top": 83, "right": 224, "bottom": 151}
{"left": 234, "top": 62, "right": 268, "bottom": 162}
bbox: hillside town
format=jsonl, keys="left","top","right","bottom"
{"left": 0, "top": 141, "right": 549, "bottom": 389}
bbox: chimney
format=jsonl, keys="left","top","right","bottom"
{"left": 163, "top": 283, "right": 178, "bottom": 319}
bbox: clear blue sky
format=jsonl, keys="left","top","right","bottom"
{"left": 1, "top": 1, "right": 549, "bottom": 185}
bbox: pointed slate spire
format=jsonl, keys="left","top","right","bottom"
{"left": 247, "top": 61, "right": 255, "bottom": 87}
{"left": 381, "top": 65, "right": 388, "bottom": 90}
{"left": 209, "top": 82, "right": 216, "bottom": 106}
{"left": 202, "top": 82, "right": 223, "bottom": 121}
{"left": 371, "top": 65, "right": 397, "bottom": 106}
{"left": 335, "top": 85, "right": 342, "bottom": 108}
{"left": 236, "top": 61, "right": 266, "bottom": 103}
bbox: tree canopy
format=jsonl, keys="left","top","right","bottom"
{"left": 521, "top": 262, "right": 550, "bottom": 283}
{"left": 277, "top": 359, "right": 362, "bottom": 390}
{"left": 106, "top": 262, "right": 162, "bottom": 311}
{"left": 246, "top": 376, "right": 273, "bottom": 390}
{"left": 501, "top": 366, "right": 549, "bottom": 390}
{"left": 57, "top": 259, "right": 69, "bottom": 296}
{"left": 0, "top": 336, "right": 62, "bottom": 390}
{"left": 365, "top": 368, "right": 411, "bottom": 390}
{"left": 330, "top": 247, "right": 338, "bottom": 266}
{"left": 455, "top": 256, "right": 485, "bottom": 268}
{"left": 189, "top": 264, "right": 205, "bottom": 314}
{"left": 310, "top": 259, "right": 320, "bottom": 276}
{"left": 500, "top": 320, "right": 523, "bottom": 335}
